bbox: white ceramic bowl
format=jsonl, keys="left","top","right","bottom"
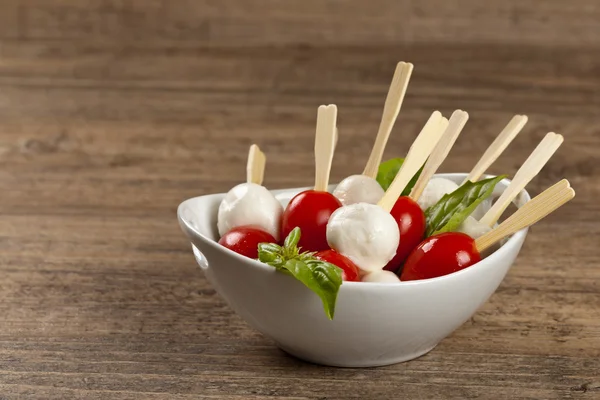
{"left": 177, "top": 173, "right": 530, "bottom": 367}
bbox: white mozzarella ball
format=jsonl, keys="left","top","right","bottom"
{"left": 326, "top": 203, "right": 399, "bottom": 272}
{"left": 217, "top": 182, "right": 283, "bottom": 240}
{"left": 470, "top": 197, "right": 493, "bottom": 220}
{"left": 417, "top": 178, "right": 459, "bottom": 211}
{"left": 457, "top": 216, "right": 492, "bottom": 239}
{"left": 333, "top": 175, "right": 385, "bottom": 206}
{"left": 362, "top": 270, "right": 401, "bottom": 283}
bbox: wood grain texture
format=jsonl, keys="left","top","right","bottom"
{"left": 2, "top": 0, "right": 600, "bottom": 47}
{"left": 1, "top": 1, "right": 599, "bottom": 399}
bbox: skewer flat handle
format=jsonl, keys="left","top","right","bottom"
{"left": 409, "top": 110, "right": 468, "bottom": 201}
{"left": 314, "top": 105, "right": 338, "bottom": 192}
{"left": 363, "top": 62, "right": 414, "bottom": 178}
{"left": 246, "top": 144, "right": 266, "bottom": 185}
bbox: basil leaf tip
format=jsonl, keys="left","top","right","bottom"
{"left": 284, "top": 227, "right": 301, "bottom": 249}
{"left": 281, "top": 259, "right": 342, "bottom": 320}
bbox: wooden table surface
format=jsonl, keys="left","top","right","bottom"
{"left": 1, "top": 1, "right": 599, "bottom": 399}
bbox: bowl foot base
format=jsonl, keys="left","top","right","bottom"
{"left": 276, "top": 344, "right": 438, "bottom": 368}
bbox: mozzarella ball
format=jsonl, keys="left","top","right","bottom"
{"left": 470, "top": 197, "right": 493, "bottom": 220}
{"left": 457, "top": 216, "right": 492, "bottom": 239}
{"left": 326, "top": 203, "right": 399, "bottom": 272}
{"left": 417, "top": 178, "right": 459, "bottom": 211}
{"left": 362, "top": 270, "right": 401, "bottom": 283}
{"left": 217, "top": 182, "right": 283, "bottom": 240}
{"left": 333, "top": 175, "right": 385, "bottom": 206}
{"left": 458, "top": 216, "right": 501, "bottom": 259}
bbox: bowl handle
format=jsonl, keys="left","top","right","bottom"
{"left": 191, "top": 244, "right": 210, "bottom": 270}
{"left": 178, "top": 213, "right": 213, "bottom": 271}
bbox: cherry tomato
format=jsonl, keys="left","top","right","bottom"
{"left": 400, "top": 232, "right": 481, "bottom": 281}
{"left": 383, "top": 196, "right": 426, "bottom": 273}
{"left": 281, "top": 190, "right": 342, "bottom": 252}
{"left": 314, "top": 249, "right": 360, "bottom": 282}
{"left": 218, "top": 226, "right": 277, "bottom": 259}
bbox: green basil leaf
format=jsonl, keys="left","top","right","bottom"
{"left": 284, "top": 227, "right": 301, "bottom": 249}
{"left": 280, "top": 259, "right": 343, "bottom": 320}
{"left": 425, "top": 175, "right": 507, "bottom": 237}
{"left": 259, "top": 243, "right": 282, "bottom": 254}
{"left": 376, "top": 158, "right": 404, "bottom": 191}
{"left": 376, "top": 157, "right": 424, "bottom": 196}
{"left": 258, "top": 243, "right": 284, "bottom": 266}
{"left": 255, "top": 228, "right": 343, "bottom": 319}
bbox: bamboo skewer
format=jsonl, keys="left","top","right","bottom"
{"left": 363, "top": 62, "right": 414, "bottom": 178}
{"left": 479, "top": 132, "right": 564, "bottom": 227}
{"left": 334, "top": 127, "right": 339, "bottom": 151}
{"left": 378, "top": 111, "right": 444, "bottom": 212}
{"left": 475, "top": 180, "right": 574, "bottom": 252}
{"left": 463, "top": 115, "right": 528, "bottom": 184}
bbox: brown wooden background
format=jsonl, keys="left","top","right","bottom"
{"left": 1, "top": 1, "right": 599, "bottom": 399}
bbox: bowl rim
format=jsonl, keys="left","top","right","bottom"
{"left": 177, "top": 173, "right": 530, "bottom": 287}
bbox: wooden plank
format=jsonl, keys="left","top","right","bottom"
{"left": 1, "top": 0, "right": 600, "bottom": 47}
{"left": 0, "top": 338, "right": 598, "bottom": 397}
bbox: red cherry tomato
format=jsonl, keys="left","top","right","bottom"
{"left": 383, "top": 196, "right": 426, "bottom": 273}
{"left": 314, "top": 249, "right": 360, "bottom": 282}
{"left": 218, "top": 226, "right": 277, "bottom": 259}
{"left": 281, "top": 190, "right": 342, "bottom": 252}
{"left": 400, "top": 232, "right": 481, "bottom": 281}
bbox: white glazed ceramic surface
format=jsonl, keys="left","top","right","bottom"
{"left": 177, "top": 173, "right": 530, "bottom": 367}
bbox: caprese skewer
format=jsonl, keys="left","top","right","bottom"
{"left": 217, "top": 144, "right": 282, "bottom": 258}
{"left": 281, "top": 104, "right": 343, "bottom": 252}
